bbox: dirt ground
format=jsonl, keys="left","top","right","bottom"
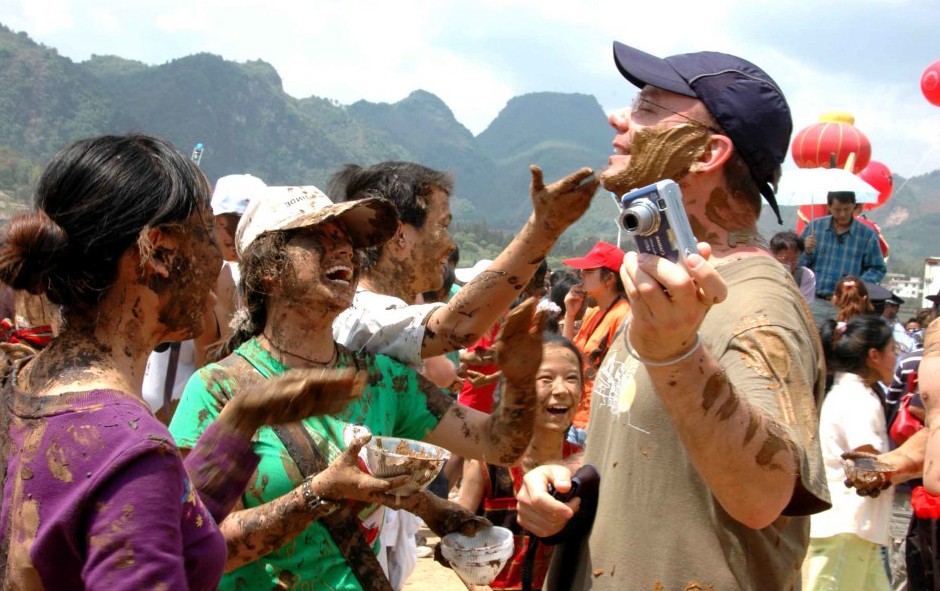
{"left": 403, "top": 529, "right": 492, "bottom": 591}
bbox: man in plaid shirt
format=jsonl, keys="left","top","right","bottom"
{"left": 799, "top": 191, "right": 886, "bottom": 325}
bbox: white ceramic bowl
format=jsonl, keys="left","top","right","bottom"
{"left": 440, "top": 526, "right": 515, "bottom": 585}
{"left": 364, "top": 436, "right": 450, "bottom": 495}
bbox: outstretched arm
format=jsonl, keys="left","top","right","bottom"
{"left": 425, "top": 299, "right": 544, "bottom": 466}
{"left": 421, "top": 166, "right": 597, "bottom": 357}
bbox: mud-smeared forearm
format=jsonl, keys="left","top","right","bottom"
{"left": 382, "top": 490, "right": 489, "bottom": 538}
{"left": 485, "top": 379, "right": 537, "bottom": 465}
{"left": 220, "top": 485, "right": 333, "bottom": 572}
{"left": 427, "top": 379, "right": 536, "bottom": 468}
{"left": 881, "top": 427, "right": 926, "bottom": 483}
{"left": 422, "top": 220, "right": 556, "bottom": 358}
{"left": 184, "top": 420, "right": 260, "bottom": 521}
{"left": 646, "top": 346, "right": 798, "bottom": 529}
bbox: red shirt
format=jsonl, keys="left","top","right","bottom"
{"left": 479, "top": 441, "right": 582, "bottom": 590}
{"left": 457, "top": 321, "right": 501, "bottom": 413}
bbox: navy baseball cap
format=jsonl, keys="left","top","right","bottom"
{"left": 613, "top": 42, "right": 791, "bottom": 224}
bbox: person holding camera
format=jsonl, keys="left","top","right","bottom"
{"left": 516, "top": 44, "right": 830, "bottom": 590}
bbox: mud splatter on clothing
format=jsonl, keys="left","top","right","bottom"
{"left": 547, "top": 256, "right": 830, "bottom": 590}
{"left": 0, "top": 384, "right": 258, "bottom": 590}
{"left": 169, "top": 336, "right": 445, "bottom": 591}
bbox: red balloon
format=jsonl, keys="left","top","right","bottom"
{"left": 858, "top": 160, "right": 893, "bottom": 211}
{"left": 795, "top": 204, "right": 829, "bottom": 234}
{"left": 791, "top": 120, "right": 871, "bottom": 173}
{"left": 922, "top": 60, "right": 940, "bottom": 107}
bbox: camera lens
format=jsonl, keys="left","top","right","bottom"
{"left": 620, "top": 198, "right": 660, "bottom": 235}
{"left": 622, "top": 212, "right": 641, "bottom": 232}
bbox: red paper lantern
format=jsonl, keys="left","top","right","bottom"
{"left": 859, "top": 160, "right": 893, "bottom": 211}
{"left": 791, "top": 113, "right": 871, "bottom": 173}
{"left": 922, "top": 60, "right": 940, "bottom": 107}
{"left": 796, "top": 204, "right": 829, "bottom": 234}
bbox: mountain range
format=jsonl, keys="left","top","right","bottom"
{"left": 0, "top": 23, "right": 936, "bottom": 274}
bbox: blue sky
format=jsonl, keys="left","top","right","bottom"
{"left": 3, "top": 0, "right": 938, "bottom": 177}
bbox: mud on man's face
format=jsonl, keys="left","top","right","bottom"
{"left": 403, "top": 187, "right": 455, "bottom": 294}
{"left": 601, "top": 87, "right": 712, "bottom": 196}
{"left": 278, "top": 220, "right": 359, "bottom": 315}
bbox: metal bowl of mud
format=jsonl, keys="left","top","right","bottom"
{"left": 441, "top": 526, "right": 515, "bottom": 585}
{"left": 364, "top": 436, "right": 450, "bottom": 495}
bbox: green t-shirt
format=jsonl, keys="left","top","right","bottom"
{"left": 169, "top": 337, "right": 448, "bottom": 591}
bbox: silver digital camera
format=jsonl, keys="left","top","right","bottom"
{"left": 618, "top": 180, "right": 698, "bottom": 264}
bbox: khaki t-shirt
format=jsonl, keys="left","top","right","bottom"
{"left": 547, "top": 256, "right": 831, "bottom": 591}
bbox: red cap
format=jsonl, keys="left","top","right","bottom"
{"left": 562, "top": 241, "right": 625, "bottom": 272}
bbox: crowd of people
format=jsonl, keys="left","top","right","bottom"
{"left": 0, "top": 38, "right": 937, "bottom": 591}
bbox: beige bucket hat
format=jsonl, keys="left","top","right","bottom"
{"left": 236, "top": 185, "right": 399, "bottom": 258}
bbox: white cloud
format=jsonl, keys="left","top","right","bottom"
{"left": 6, "top": 0, "right": 939, "bottom": 177}
{"left": 90, "top": 7, "right": 120, "bottom": 33}
{"left": 154, "top": 4, "right": 210, "bottom": 33}
{"left": 2, "top": 0, "right": 74, "bottom": 36}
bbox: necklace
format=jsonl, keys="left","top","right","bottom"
{"left": 262, "top": 334, "right": 338, "bottom": 367}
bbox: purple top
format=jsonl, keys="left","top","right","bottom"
{"left": 0, "top": 386, "right": 259, "bottom": 590}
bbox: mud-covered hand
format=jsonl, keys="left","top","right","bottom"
{"left": 841, "top": 451, "right": 895, "bottom": 497}
{"left": 466, "top": 369, "right": 501, "bottom": 388}
{"left": 382, "top": 490, "right": 491, "bottom": 538}
{"left": 309, "top": 434, "right": 409, "bottom": 502}
{"left": 620, "top": 243, "right": 727, "bottom": 364}
{"left": 492, "top": 298, "right": 546, "bottom": 386}
{"left": 480, "top": 347, "right": 499, "bottom": 364}
{"left": 220, "top": 368, "right": 367, "bottom": 437}
{"left": 529, "top": 165, "right": 598, "bottom": 236}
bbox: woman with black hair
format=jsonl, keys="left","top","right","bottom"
{"left": 806, "top": 315, "right": 896, "bottom": 591}
{"left": 0, "top": 135, "right": 359, "bottom": 590}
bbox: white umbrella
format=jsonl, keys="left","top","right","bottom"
{"left": 775, "top": 168, "right": 880, "bottom": 206}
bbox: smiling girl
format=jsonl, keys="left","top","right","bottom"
{"left": 456, "top": 334, "right": 584, "bottom": 590}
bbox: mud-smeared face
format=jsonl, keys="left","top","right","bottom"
{"left": 535, "top": 344, "right": 582, "bottom": 432}
{"left": 150, "top": 206, "right": 222, "bottom": 340}
{"left": 406, "top": 188, "right": 454, "bottom": 294}
{"left": 278, "top": 220, "right": 359, "bottom": 314}
{"left": 601, "top": 87, "right": 712, "bottom": 196}
{"left": 214, "top": 213, "right": 240, "bottom": 262}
